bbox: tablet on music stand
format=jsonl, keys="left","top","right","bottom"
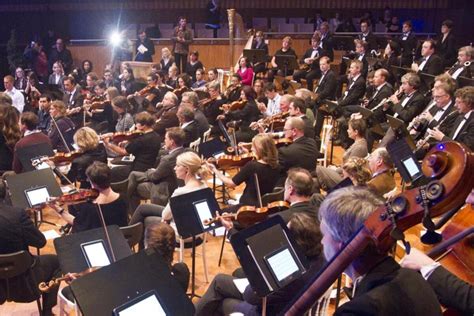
{"left": 386, "top": 115, "right": 416, "bottom": 150}
{"left": 24, "top": 186, "right": 50, "bottom": 208}
{"left": 387, "top": 138, "right": 424, "bottom": 184}
{"left": 263, "top": 246, "right": 304, "bottom": 288}
{"left": 113, "top": 289, "right": 167, "bottom": 316}
{"left": 80, "top": 240, "right": 111, "bottom": 268}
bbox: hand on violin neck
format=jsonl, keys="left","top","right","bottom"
{"left": 217, "top": 211, "right": 234, "bottom": 230}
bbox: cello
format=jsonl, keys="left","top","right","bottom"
{"left": 283, "top": 142, "right": 474, "bottom": 315}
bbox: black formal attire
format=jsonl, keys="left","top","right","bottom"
{"left": 427, "top": 266, "right": 474, "bottom": 315}
{"left": 278, "top": 136, "right": 319, "bottom": 177}
{"left": 48, "top": 116, "right": 75, "bottom": 153}
{"left": 274, "top": 201, "right": 319, "bottom": 223}
{"left": 48, "top": 48, "right": 73, "bottom": 74}
{"left": 232, "top": 161, "right": 280, "bottom": 206}
{"left": 437, "top": 33, "right": 457, "bottom": 68}
{"left": 134, "top": 37, "right": 155, "bottom": 62}
{"left": 300, "top": 115, "right": 316, "bottom": 139}
{"left": 448, "top": 62, "right": 474, "bottom": 88}
{"left": 160, "top": 57, "right": 175, "bottom": 74}
{"left": 358, "top": 32, "right": 378, "bottom": 51}
{"left": 120, "top": 78, "right": 138, "bottom": 97}
{"left": 37, "top": 109, "right": 52, "bottom": 134}
{"left": 320, "top": 32, "right": 335, "bottom": 61}
{"left": 335, "top": 257, "right": 442, "bottom": 316}
{"left": 63, "top": 88, "right": 84, "bottom": 128}
{"left": 185, "top": 61, "right": 204, "bottom": 82}
{"left": 268, "top": 48, "right": 298, "bottom": 81}
{"left": 181, "top": 120, "right": 200, "bottom": 147}
{"left": 69, "top": 197, "right": 128, "bottom": 233}
{"left": 440, "top": 111, "right": 474, "bottom": 151}
{"left": 314, "top": 69, "right": 338, "bottom": 136}
{"left": 225, "top": 100, "right": 260, "bottom": 143}
{"left": 154, "top": 105, "right": 180, "bottom": 140}
{"left": 337, "top": 75, "right": 366, "bottom": 108}
{"left": 250, "top": 40, "right": 269, "bottom": 75}
{"left": 417, "top": 54, "right": 444, "bottom": 92}
{"left": 204, "top": 98, "right": 225, "bottom": 126}
{"left": 0, "top": 203, "right": 60, "bottom": 314}
{"left": 88, "top": 103, "right": 115, "bottom": 134}
{"left": 194, "top": 109, "right": 210, "bottom": 136}
{"left": 66, "top": 144, "right": 107, "bottom": 188}
{"left": 293, "top": 47, "right": 325, "bottom": 91}
{"left": 12, "top": 131, "right": 52, "bottom": 174}
{"left": 0, "top": 133, "right": 14, "bottom": 171}
{"left": 398, "top": 31, "right": 418, "bottom": 66}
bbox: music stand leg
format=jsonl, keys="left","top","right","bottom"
{"left": 187, "top": 235, "right": 202, "bottom": 299}
{"left": 218, "top": 229, "right": 227, "bottom": 267}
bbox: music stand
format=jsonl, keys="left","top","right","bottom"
{"left": 54, "top": 225, "right": 131, "bottom": 273}
{"left": 70, "top": 248, "right": 194, "bottom": 316}
{"left": 387, "top": 138, "right": 425, "bottom": 186}
{"left": 244, "top": 49, "right": 268, "bottom": 65}
{"left": 386, "top": 115, "right": 416, "bottom": 150}
{"left": 275, "top": 55, "right": 298, "bottom": 77}
{"left": 170, "top": 188, "right": 222, "bottom": 298}
{"left": 16, "top": 142, "right": 54, "bottom": 172}
{"left": 230, "top": 215, "right": 308, "bottom": 297}
{"left": 5, "top": 168, "right": 63, "bottom": 227}
{"left": 198, "top": 138, "right": 226, "bottom": 159}
{"left": 356, "top": 106, "right": 385, "bottom": 136}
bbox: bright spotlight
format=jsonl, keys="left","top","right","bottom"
{"left": 109, "top": 31, "right": 122, "bottom": 47}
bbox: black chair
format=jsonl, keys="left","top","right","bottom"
{"left": 120, "top": 222, "right": 144, "bottom": 252}
{"left": 0, "top": 250, "right": 42, "bottom": 314}
{"left": 261, "top": 187, "right": 285, "bottom": 205}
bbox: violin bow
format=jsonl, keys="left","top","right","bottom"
{"left": 254, "top": 173, "right": 263, "bottom": 208}
{"left": 51, "top": 116, "right": 72, "bottom": 153}
{"left": 95, "top": 203, "right": 117, "bottom": 263}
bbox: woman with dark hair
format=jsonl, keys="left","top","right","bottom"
{"left": 78, "top": 60, "right": 93, "bottom": 87}
{"left": 14, "top": 67, "right": 27, "bottom": 91}
{"left": 145, "top": 223, "right": 190, "bottom": 291}
{"left": 236, "top": 56, "right": 254, "bottom": 86}
{"left": 0, "top": 106, "right": 21, "bottom": 171}
{"left": 119, "top": 66, "right": 137, "bottom": 96}
{"left": 185, "top": 50, "right": 204, "bottom": 82}
{"left": 24, "top": 71, "right": 45, "bottom": 113}
{"left": 50, "top": 161, "right": 128, "bottom": 233}
{"left": 437, "top": 19, "right": 457, "bottom": 68}
{"left": 194, "top": 212, "right": 325, "bottom": 316}
{"left": 207, "top": 134, "right": 280, "bottom": 207}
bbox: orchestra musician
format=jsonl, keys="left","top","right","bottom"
{"left": 48, "top": 100, "right": 76, "bottom": 153}
{"left": 110, "top": 94, "right": 134, "bottom": 133}
{"left": 177, "top": 105, "right": 199, "bottom": 147}
{"left": 223, "top": 74, "right": 242, "bottom": 103}
{"left": 293, "top": 34, "right": 326, "bottom": 91}
{"left": 167, "top": 65, "right": 179, "bottom": 89}
{"left": 119, "top": 65, "right": 138, "bottom": 96}
{"left": 185, "top": 50, "right": 204, "bottom": 82}
{"left": 397, "top": 20, "right": 418, "bottom": 67}
{"left": 154, "top": 91, "right": 180, "bottom": 140}
{"left": 318, "top": 22, "right": 335, "bottom": 62}
{"left": 437, "top": 20, "right": 457, "bottom": 68}
{"left": 181, "top": 91, "right": 210, "bottom": 136}
{"left": 207, "top": 133, "right": 280, "bottom": 207}
{"left": 319, "top": 187, "right": 442, "bottom": 315}
{"left": 203, "top": 81, "right": 225, "bottom": 126}
{"left": 357, "top": 19, "right": 378, "bottom": 52}
{"left": 49, "top": 161, "right": 128, "bottom": 233}
{"left": 48, "top": 61, "right": 65, "bottom": 89}
{"left": 62, "top": 76, "right": 84, "bottom": 128}
{"left": 411, "top": 40, "right": 444, "bottom": 92}
{"left": 83, "top": 80, "right": 115, "bottom": 133}
{"left": 252, "top": 79, "right": 267, "bottom": 104}
{"left": 313, "top": 56, "right": 338, "bottom": 136}
{"left": 447, "top": 46, "right": 473, "bottom": 86}
{"left": 191, "top": 68, "right": 207, "bottom": 89}
{"left": 288, "top": 97, "right": 315, "bottom": 139}
{"left": 37, "top": 94, "right": 52, "bottom": 134}
{"left": 250, "top": 31, "right": 269, "bottom": 76}
{"left": 0, "top": 106, "right": 21, "bottom": 172}
{"left": 256, "top": 82, "right": 281, "bottom": 118}
{"left": 268, "top": 36, "right": 298, "bottom": 82}
{"left": 235, "top": 56, "right": 254, "bottom": 86}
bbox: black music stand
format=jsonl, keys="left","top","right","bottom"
{"left": 198, "top": 138, "right": 226, "bottom": 159}
{"left": 54, "top": 225, "right": 132, "bottom": 273}
{"left": 230, "top": 215, "right": 308, "bottom": 297}
{"left": 244, "top": 49, "right": 268, "bottom": 65}
{"left": 356, "top": 106, "right": 385, "bottom": 136}
{"left": 170, "top": 188, "right": 222, "bottom": 298}
{"left": 275, "top": 55, "right": 298, "bottom": 77}
{"left": 386, "top": 115, "right": 416, "bottom": 150}
{"left": 387, "top": 138, "right": 425, "bottom": 186}
{"left": 70, "top": 248, "right": 194, "bottom": 316}
{"left": 5, "top": 168, "right": 63, "bottom": 227}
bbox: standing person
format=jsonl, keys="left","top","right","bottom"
{"left": 48, "top": 38, "right": 73, "bottom": 75}
{"left": 62, "top": 76, "right": 84, "bottom": 128}
{"left": 437, "top": 20, "right": 457, "bottom": 68}
{"left": 0, "top": 106, "right": 21, "bottom": 171}
{"left": 172, "top": 17, "right": 193, "bottom": 73}
{"left": 398, "top": 20, "right": 417, "bottom": 67}
{"left": 135, "top": 30, "right": 155, "bottom": 62}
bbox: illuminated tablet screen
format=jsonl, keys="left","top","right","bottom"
{"left": 193, "top": 199, "right": 215, "bottom": 229}
{"left": 80, "top": 240, "right": 111, "bottom": 268}
{"left": 402, "top": 157, "right": 421, "bottom": 178}
{"left": 114, "top": 290, "right": 167, "bottom": 316}
{"left": 25, "top": 186, "right": 50, "bottom": 207}
{"left": 264, "top": 247, "right": 302, "bottom": 287}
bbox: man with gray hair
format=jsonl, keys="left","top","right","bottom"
{"left": 366, "top": 147, "right": 395, "bottom": 197}
{"left": 447, "top": 46, "right": 473, "bottom": 85}
{"left": 181, "top": 91, "right": 210, "bottom": 136}
{"left": 318, "top": 186, "right": 442, "bottom": 315}
{"left": 154, "top": 91, "right": 180, "bottom": 140}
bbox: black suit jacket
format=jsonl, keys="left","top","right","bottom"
{"left": 367, "top": 83, "right": 394, "bottom": 110}
{"left": 315, "top": 70, "right": 337, "bottom": 100}
{"left": 338, "top": 76, "right": 366, "bottom": 107}
{"left": 398, "top": 32, "right": 418, "bottom": 66}
{"left": 389, "top": 91, "right": 426, "bottom": 123}
{"left": 300, "top": 47, "right": 324, "bottom": 70}
{"left": 358, "top": 32, "right": 378, "bottom": 51}
{"left": 336, "top": 257, "right": 442, "bottom": 316}
{"left": 418, "top": 54, "right": 444, "bottom": 76}
{"left": 320, "top": 33, "right": 334, "bottom": 61}
{"left": 182, "top": 120, "right": 200, "bottom": 147}
{"left": 278, "top": 136, "right": 319, "bottom": 173}
{"left": 427, "top": 266, "right": 474, "bottom": 315}
{"left": 437, "top": 33, "right": 457, "bottom": 67}
{"left": 442, "top": 112, "right": 474, "bottom": 151}
{"left": 427, "top": 101, "right": 456, "bottom": 129}
{"left": 274, "top": 201, "right": 319, "bottom": 223}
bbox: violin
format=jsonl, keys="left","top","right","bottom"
{"left": 47, "top": 151, "right": 83, "bottom": 164}
{"left": 252, "top": 111, "right": 289, "bottom": 131}
{"left": 137, "top": 84, "right": 155, "bottom": 96}
{"left": 220, "top": 100, "right": 247, "bottom": 112}
{"left": 205, "top": 200, "right": 290, "bottom": 228}
{"left": 38, "top": 267, "right": 99, "bottom": 293}
{"left": 198, "top": 96, "right": 217, "bottom": 108}
{"left": 50, "top": 189, "right": 99, "bottom": 205}
{"left": 208, "top": 153, "right": 254, "bottom": 170}
{"left": 274, "top": 137, "right": 293, "bottom": 147}
{"left": 103, "top": 130, "right": 144, "bottom": 143}
{"left": 284, "top": 142, "right": 474, "bottom": 315}
{"left": 173, "top": 86, "right": 189, "bottom": 97}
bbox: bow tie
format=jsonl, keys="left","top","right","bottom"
{"left": 403, "top": 33, "right": 409, "bottom": 37}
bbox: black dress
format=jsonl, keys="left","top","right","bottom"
{"left": 66, "top": 144, "right": 108, "bottom": 188}
{"left": 125, "top": 131, "right": 161, "bottom": 172}
{"left": 232, "top": 160, "right": 280, "bottom": 206}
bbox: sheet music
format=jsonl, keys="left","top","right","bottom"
{"left": 137, "top": 44, "right": 148, "bottom": 54}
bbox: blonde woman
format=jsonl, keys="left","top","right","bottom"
{"left": 160, "top": 47, "right": 176, "bottom": 74}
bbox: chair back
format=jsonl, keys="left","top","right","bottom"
{"left": 202, "top": 128, "right": 212, "bottom": 142}
{"left": 0, "top": 251, "right": 32, "bottom": 279}
{"left": 317, "top": 124, "right": 333, "bottom": 167}
{"left": 120, "top": 222, "right": 144, "bottom": 250}
{"left": 261, "top": 187, "right": 284, "bottom": 205}
{"left": 189, "top": 137, "right": 201, "bottom": 152}
{"left": 308, "top": 285, "right": 332, "bottom": 315}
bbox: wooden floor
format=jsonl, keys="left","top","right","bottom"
{"left": 0, "top": 144, "right": 432, "bottom": 316}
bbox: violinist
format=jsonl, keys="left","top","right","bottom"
{"left": 37, "top": 94, "right": 52, "bottom": 133}
{"left": 191, "top": 68, "right": 207, "bottom": 89}
{"left": 12, "top": 112, "right": 52, "bottom": 174}
{"left": 104, "top": 111, "right": 161, "bottom": 181}
{"left": 23, "top": 72, "right": 44, "bottom": 114}
{"left": 83, "top": 81, "right": 115, "bottom": 133}
{"left": 203, "top": 81, "right": 226, "bottom": 126}
{"left": 177, "top": 105, "right": 199, "bottom": 147}
{"left": 63, "top": 127, "right": 107, "bottom": 188}
{"left": 175, "top": 73, "right": 192, "bottom": 96}
{"left": 62, "top": 76, "right": 84, "bottom": 128}
{"left": 129, "top": 71, "right": 171, "bottom": 114}
{"left": 319, "top": 187, "right": 442, "bottom": 315}
{"left": 167, "top": 65, "right": 179, "bottom": 89}
{"left": 207, "top": 134, "right": 280, "bottom": 207}
{"left": 48, "top": 100, "right": 76, "bottom": 152}
{"left": 154, "top": 91, "right": 180, "bottom": 139}
{"left": 50, "top": 161, "right": 128, "bottom": 233}
{"left": 83, "top": 72, "right": 98, "bottom": 93}
{"left": 253, "top": 79, "right": 267, "bottom": 104}
{"left": 119, "top": 65, "right": 138, "bottom": 96}
{"left": 0, "top": 106, "right": 21, "bottom": 172}
{"left": 224, "top": 74, "right": 242, "bottom": 103}
{"left": 0, "top": 182, "right": 61, "bottom": 316}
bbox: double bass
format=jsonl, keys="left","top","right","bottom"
{"left": 283, "top": 142, "right": 474, "bottom": 315}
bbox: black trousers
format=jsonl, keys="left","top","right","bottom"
{"left": 293, "top": 68, "right": 321, "bottom": 91}
{"left": 174, "top": 53, "right": 187, "bottom": 74}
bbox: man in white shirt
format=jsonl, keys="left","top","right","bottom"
{"left": 3, "top": 75, "right": 24, "bottom": 113}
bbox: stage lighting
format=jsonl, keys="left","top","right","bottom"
{"left": 109, "top": 31, "right": 122, "bottom": 47}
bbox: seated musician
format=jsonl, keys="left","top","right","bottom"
{"left": 62, "top": 76, "right": 84, "bottom": 128}
{"left": 103, "top": 69, "right": 119, "bottom": 90}
{"left": 447, "top": 46, "right": 473, "bottom": 86}
{"left": 119, "top": 65, "right": 138, "bottom": 96}
{"left": 185, "top": 50, "right": 204, "bottom": 82}
{"left": 0, "top": 106, "right": 19, "bottom": 173}
{"left": 411, "top": 40, "right": 444, "bottom": 92}
{"left": 83, "top": 72, "right": 98, "bottom": 92}
{"left": 336, "top": 60, "right": 366, "bottom": 111}
{"left": 207, "top": 134, "right": 280, "bottom": 207}
{"left": 253, "top": 79, "right": 267, "bottom": 104}
{"left": 218, "top": 85, "right": 260, "bottom": 143}
{"left": 223, "top": 74, "right": 242, "bottom": 103}
{"left": 167, "top": 65, "right": 179, "bottom": 89}
{"left": 314, "top": 118, "right": 368, "bottom": 191}
{"left": 267, "top": 36, "right": 298, "bottom": 82}
{"left": 181, "top": 91, "right": 210, "bottom": 136}
{"left": 191, "top": 68, "right": 207, "bottom": 89}
{"left": 160, "top": 47, "right": 176, "bottom": 75}
{"left": 194, "top": 212, "right": 325, "bottom": 316}
{"left": 154, "top": 91, "right": 180, "bottom": 140}
{"left": 397, "top": 20, "right": 417, "bottom": 67}
{"left": 83, "top": 80, "right": 115, "bottom": 133}
{"left": 130, "top": 151, "right": 207, "bottom": 229}
{"left": 12, "top": 111, "right": 51, "bottom": 173}
{"left": 256, "top": 82, "right": 281, "bottom": 118}
{"left": 203, "top": 81, "right": 226, "bottom": 127}
{"left": 366, "top": 147, "right": 396, "bottom": 198}
{"left": 319, "top": 187, "right": 442, "bottom": 315}
{"left": 103, "top": 112, "right": 161, "bottom": 182}
{"left": 235, "top": 56, "right": 254, "bottom": 86}
{"left": 250, "top": 30, "right": 269, "bottom": 76}
{"left": 37, "top": 94, "right": 52, "bottom": 134}
{"left": 64, "top": 127, "right": 107, "bottom": 188}
{"left": 48, "top": 100, "right": 76, "bottom": 152}
{"left": 380, "top": 40, "right": 401, "bottom": 86}
{"left": 108, "top": 95, "right": 134, "bottom": 134}
{"left": 339, "top": 39, "right": 369, "bottom": 82}
{"left": 278, "top": 117, "right": 319, "bottom": 183}
{"left": 144, "top": 223, "right": 190, "bottom": 291}
{"left": 288, "top": 97, "right": 315, "bottom": 139}
{"left": 127, "top": 127, "right": 189, "bottom": 212}
{"left": 176, "top": 73, "right": 192, "bottom": 93}
{"left": 177, "top": 105, "right": 199, "bottom": 147}
{"left": 50, "top": 161, "right": 128, "bottom": 233}
{"left": 128, "top": 71, "right": 172, "bottom": 114}
{"left": 293, "top": 34, "right": 325, "bottom": 91}
{"left": 313, "top": 56, "right": 338, "bottom": 136}
{"left": 0, "top": 182, "right": 61, "bottom": 316}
